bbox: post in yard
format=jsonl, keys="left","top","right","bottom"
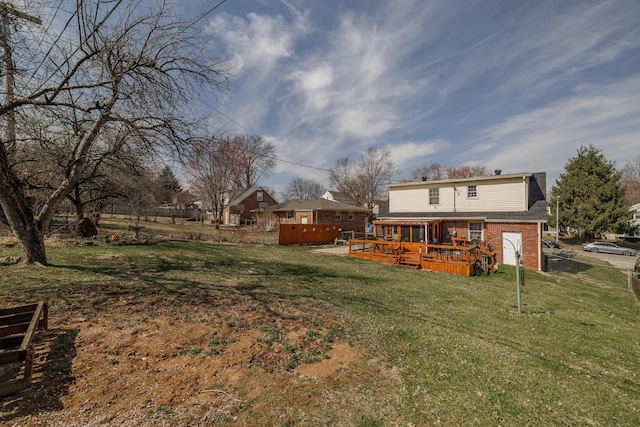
{"left": 516, "top": 250, "right": 522, "bottom": 313}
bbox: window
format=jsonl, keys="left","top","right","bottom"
{"left": 467, "top": 185, "right": 477, "bottom": 198}
{"left": 411, "top": 225, "right": 425, "bottom": 243}
{"left": 286, "top": 211, "right": 293, "bottom": 220}
{"left": 400, "top": 226, "right": 411, "bottom": 242}
{"left": 429, "top": 188, "right": 440, "bottom": 205}
{"left": 348, "top": 212, "right": 354, "bottom": 220}
{"left": 259, "top": 202, "right": 268, "bottom": 210}
{"left": 469, "top": 222, "right": 483, "bottom": 242}
{"left": 256, "top": 191, "right": 263, "bottom": 202}
{"left": 335, "top": 211, "right": 342, "bottom": 220}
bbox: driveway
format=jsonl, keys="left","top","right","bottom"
{"left": 576, "top": 248, "right": 638, "bottom": 271}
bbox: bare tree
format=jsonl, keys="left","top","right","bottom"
{"left": 407, "top": 162, "right": 446, "bottom": 181}
{"left": 329, "top": 148, "right": 399, "bottom": 219}
{"left": 282, "top": 177, "right": 325, "bottom": 201}
{"left": 229, "top": 135, "right": 276, "bottom": 189}
{"left": 0, "top": 0, "right": 231, "bottom": 264}
{"left": 186, "top": 136, "right": 237, "bottom": 229}
{"left": 408, "top": 163, "right": 489, "bottom": 181}
{"left": 446, "top": 165, "right": 489, "bottom": 179}
{"left": 620, "top": 155, "right": 640, "bottom": 205}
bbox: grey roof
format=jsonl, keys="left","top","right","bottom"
{"left": 323, "top": 190, "right": 356, "bottom": 204}
{"left": 265, "top": 198, "right": 368, "bottom": 212}
{"left": 377, "top": 199, "right": 547, "bottom": 222}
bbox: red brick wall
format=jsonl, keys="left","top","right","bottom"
{"left": 229, "top": 190, "right": 277, "bottom": 223}
{"left": 485, "top": 222, "right": 542, "bottom": 270}
{"left": 316, "top": 210, "right": 366, "bottom": 233}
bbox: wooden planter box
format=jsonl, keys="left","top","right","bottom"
{"left": 0, "top": 302, "right": 49, "bottom": 396}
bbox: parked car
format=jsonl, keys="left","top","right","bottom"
{"left": 541, "top": 238, "right": 560, "bottom": 249}
{"left": 581, "top": 242, "right": 637, "bottom": 256}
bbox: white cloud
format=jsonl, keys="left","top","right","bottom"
{"left": 386, "top": 140, "right": 450, "bottom": 168}
{"left": 288, "top": 66, "right": 334, "bottom": 111}
{"left": 474, "top": 76, "right": 640, "bottom": 181}
{"left": 203, "top": 0, "right": 640, "bottom": 190}
{"left": 206, "top": 13, "right": 296, "bottom": 72}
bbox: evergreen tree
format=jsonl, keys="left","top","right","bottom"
{"left": 155, "top": 166, "right": 182, "bottom": 205}
{"left": 550, "top": 145, "right": 631, "bottom": 238}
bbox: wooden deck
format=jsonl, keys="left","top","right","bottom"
{"left": 348, "top": 239, "right": 496, "bottom": 276}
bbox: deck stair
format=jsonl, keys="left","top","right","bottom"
{"left": 398, "top": 251, "right": 422, "bottom": 269}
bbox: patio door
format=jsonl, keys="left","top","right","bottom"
{"left": 502, "top": 232, "right": 522, "bottom": 266}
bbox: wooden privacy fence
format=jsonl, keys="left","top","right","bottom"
{"left": 279, "top": 224, "right": 341, "bottom": 245}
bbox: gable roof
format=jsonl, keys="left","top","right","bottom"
{"left": 228, "top": 186, "right": 274, "bottom": 206}
{"left": 173, "top": 190, "right": 198, "bottom": 205}
{"left": 265, "top": 198, "right": 368, "bottom": 212}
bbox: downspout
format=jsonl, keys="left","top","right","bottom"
{"left": 538, "top": 221, "right": 542, "bottom": 271}
{"left": 452, "top": 183, "right": 457, "bottom": 237}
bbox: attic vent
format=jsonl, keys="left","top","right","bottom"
{"left": 494, "top": 169, "right": 502, "bottom": 175}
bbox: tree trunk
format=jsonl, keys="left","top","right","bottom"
{"left": 0, "top": 192, "right": 47, "bottom": 265}
{"left": 73, "top": 187, "right": 85, "bottom": 221}
{"left": 16, "top": 226, "right": 47, "bottom": 265}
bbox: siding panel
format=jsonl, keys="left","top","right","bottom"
{"left": 389, "top": 178, "right": 526, "bottom": 213}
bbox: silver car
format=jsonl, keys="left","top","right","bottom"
{"left": 581, "top": 241, "right": 637, "bottom": 256}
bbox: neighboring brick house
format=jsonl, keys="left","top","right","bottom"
{"left": 375, "top": 172, "right": 547, "bottom": 271}
{"left": 223, "top": 187, "right": 277, "bottom": 226}
{"left": 259, "top": 198, "right": 368, "bottom": 234}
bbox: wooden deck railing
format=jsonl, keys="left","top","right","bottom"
{"left": 348, "top": 239, "right": 496, "bottom": 276}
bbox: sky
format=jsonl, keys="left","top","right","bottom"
{"left": 189, "top": 0, "right": 640, "bottom": 196}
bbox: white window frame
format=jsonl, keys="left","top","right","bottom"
{"left": 429, "top": 188, "right": 440, "bottom": 205}
{"left": 467, "top": 185, "right": 477, "bottom": 198}
{"left": 286, "top": 211, "right": 293, "bottom": 220}
{"left": 348, "top": 212, "right": 355, "bottom": 220}
{"left": 335, "top": 211, "right": 342, "bottom": 220}
{"left": 468, "top": 222, "right": 483, "bottom": 241}
{"left": 257, "top": 191, "right": 263, "bottom": 202}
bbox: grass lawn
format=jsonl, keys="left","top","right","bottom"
{"left": 1, "top": 227, "right": 639, "bottom": 425}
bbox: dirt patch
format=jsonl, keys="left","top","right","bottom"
{"left": 1, "top": 296, "right": 364, "bottom": 426}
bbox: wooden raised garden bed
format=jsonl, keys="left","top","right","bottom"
{"left": 0, "top": 302, "right": 49, "bottom": 396}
